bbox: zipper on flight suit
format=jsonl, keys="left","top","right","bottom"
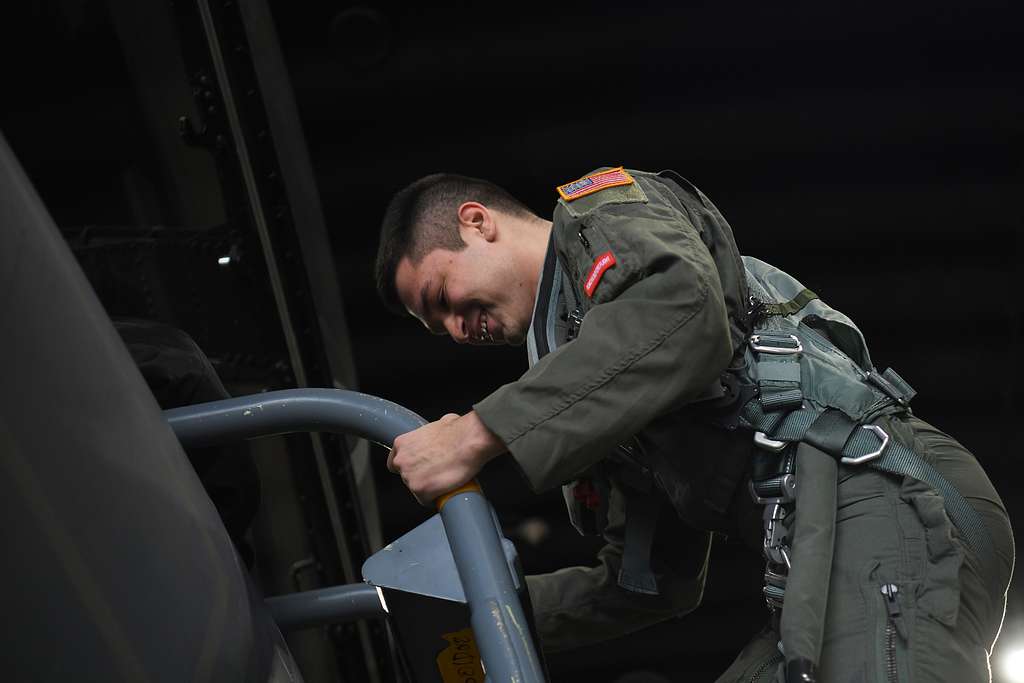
{"left": 567, "top": 308, "right": 585, "bottom": 340}
{"left": 880, "top": 583, "right": 906, "bottom": 683}
{"left": 578, "top": 227, "right": 592, "bottom": 255}
{"left": 561, "top": 226, "right": 592, "bottom": 342}
{"left": 748, "top": 651, "right": 783, "bottom": 683}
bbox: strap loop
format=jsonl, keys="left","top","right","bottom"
{"left": 751, "top": 331, "right": 804, "bottom": 413}
{"left": 802, "top": 409, "right": 858, "bottom": 460}
{"left": 763, "top": 288, "right": 819, "bottom": 318}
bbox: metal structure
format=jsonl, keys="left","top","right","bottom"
{"left": 1, "top": 117, "right": 547, "bottom": 680}
{"left": 167, "top": 390, "right": 548, "bottom": 683}
{"left": 105, "top": 0, "right": 390, "bottom": 678}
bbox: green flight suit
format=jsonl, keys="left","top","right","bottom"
{"left": 472, "top": 168, "right": 1013, "bottom": 680}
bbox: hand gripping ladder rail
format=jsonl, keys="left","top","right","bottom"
{"left": 165, "top": 388, "right": 548, "bottom": 683}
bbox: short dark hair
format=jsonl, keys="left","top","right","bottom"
{"left": 375, "top": 173, "right": 533, "bottom": 314}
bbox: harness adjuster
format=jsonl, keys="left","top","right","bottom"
{"left": 763, "top": 567, "right": 788, "bottom": 610}
{"left": 749, "top": 334, "right": 803, "bottom": 355}
{"left": 750, "top": 474, "right": 797, "bottom": 504}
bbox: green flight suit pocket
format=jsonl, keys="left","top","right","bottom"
{"left": 901, "top": 478, "right": 965, "bottom": 627}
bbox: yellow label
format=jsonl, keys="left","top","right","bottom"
{"left": 436, "top": 627, "right": 484, "bottom": 683}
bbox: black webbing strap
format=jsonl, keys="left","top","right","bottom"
{"left": 802, "top": 409, "right": 858, "bottom": 460}
{"left": 868, "top": 437, "right": 994, "bottom": 558}
{"left": 617, "top": 476, "right": 660, "bottom": 595}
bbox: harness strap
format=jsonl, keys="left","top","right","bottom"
{"left": 743, "top": 401, "right": 994, "bottom": 557}
{"left": 871, "top": 436, "right": 994, "bottom": 559}
{"left": 616, "top": 466, "right": 660, "bottom": 595}
{"left": 779, "top": 441, "right": 837, "bottom": 682}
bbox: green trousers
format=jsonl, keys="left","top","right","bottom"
{"left": 716, "top": 415, "right": 1014, "bottom": 682}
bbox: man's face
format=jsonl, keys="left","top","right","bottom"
{"left": 394, "top": 223, "right": 537, "bottom": 346}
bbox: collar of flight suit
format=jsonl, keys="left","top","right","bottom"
{"left": 526, "top": 234, "right": 563, "bottom": 368}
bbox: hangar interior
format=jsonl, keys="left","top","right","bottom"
{"left": 1, "top": 1, "right": 1020, "bottom": 681}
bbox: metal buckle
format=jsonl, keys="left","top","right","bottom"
{"left": 749, "top": 334, "right": 803, "bottom": 354}
{"left": 754, "top": 431, "right": 788, "bottom": 452}
{"left": 763, "top": 567, "right": 788, "bottom": 608}
{"left": 840, "top": 425, "right": 889, "bottom": 465}
{"left": 763, "top": 502, "right": 792, "bottom": 569}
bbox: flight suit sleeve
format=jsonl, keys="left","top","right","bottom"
{"left": 473, "top": 194, "right": 733, "bottom": 492}
{"left": 524, "top": 478, "right": 712, "bottom": 652}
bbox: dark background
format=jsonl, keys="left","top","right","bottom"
{"left": 2, "top": 1, "right": 1021, "bottom": 680}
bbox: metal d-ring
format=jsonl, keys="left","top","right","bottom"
{"left": 754, "top": 431, "right": 788, "bottom": 453}
{"left": 840, "top": 424, "right": 889, "bottom": 465}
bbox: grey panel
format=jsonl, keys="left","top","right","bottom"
{"left": 0, "top": 131, "right": 269, "bottom": 682}
{"left": 363, "top": 514, "right": 467, "bottom": 603}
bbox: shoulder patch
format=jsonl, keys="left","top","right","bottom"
{"left": 556, "top": 167, "right": 634, "bottom": 202}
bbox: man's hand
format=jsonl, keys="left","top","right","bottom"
{"left": 387, "top": 410, "right": 506, "bottom": 505}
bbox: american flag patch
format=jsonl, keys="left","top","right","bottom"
{"left": 556, "top": 167, "right": 634, "bottom": 202}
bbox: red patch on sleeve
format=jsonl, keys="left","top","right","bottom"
{"left": 583, "top": 251, "right": 616, "bottom": 298}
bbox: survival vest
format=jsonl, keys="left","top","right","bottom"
{"left": 529, "top": 172, "right": 990, "bottom": 582}
{"left": 531, "top": 170, "right": 992, "bottom": 680}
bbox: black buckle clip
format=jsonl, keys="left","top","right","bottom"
{"left": 867, "top": 368, "right": 916, "bottom": 406}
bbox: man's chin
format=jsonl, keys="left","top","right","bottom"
{"left": 503, "top": 329, "right": 526, "bottom": 346}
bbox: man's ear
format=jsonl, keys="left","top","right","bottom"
{"left": 457, "top": 202, "right": 497, "bottom": 242}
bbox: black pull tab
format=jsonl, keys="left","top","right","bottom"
{"left": 785, "top": 658, "right": 817, "bottom": 683}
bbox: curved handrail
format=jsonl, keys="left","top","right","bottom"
{"left": 164, "top": 387, "right": 427, "bottom": 448}
{"left": 164, "top": 388, "right": 546, "bottom": 683}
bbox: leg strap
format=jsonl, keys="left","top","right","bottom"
{"left": 802, "top": 409, "right": 857, "bottom": 459}
{"left": 616, "top": 467, "right": 660, "bottom": 595}
{"left": 779, "top": 442, "right": 837, "bottom": 679}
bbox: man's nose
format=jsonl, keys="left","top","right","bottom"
{"left": 444, "top": 315, "right": 468, "bottom": 343}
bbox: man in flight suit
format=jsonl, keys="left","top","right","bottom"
{"left": 375, "top": 168, "right": 1013, "bottom": 681}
